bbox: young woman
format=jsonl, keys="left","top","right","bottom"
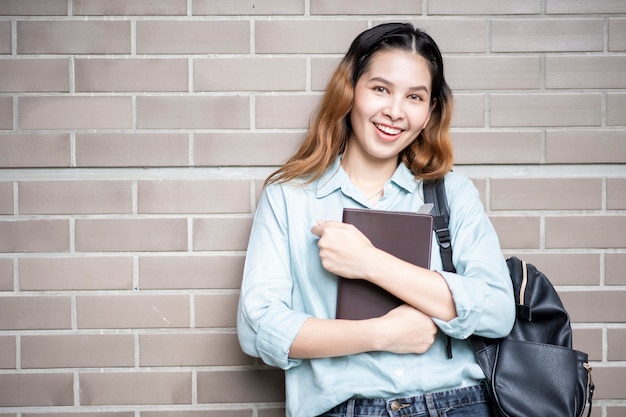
{"left": 237, "top": 22, "right": 515, "bottom": 417}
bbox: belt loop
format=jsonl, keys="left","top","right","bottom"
{"left": 424, "top": 393, "right": 439, "bottom": 417}
{"left": 346, "top": 398, "right": 356, "bottom": 417}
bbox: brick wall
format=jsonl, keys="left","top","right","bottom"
{"left": 0, "top": 1, "right": 625, "bottom": 416}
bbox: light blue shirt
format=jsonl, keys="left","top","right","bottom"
{"left": 237, "top": 157, "right": 515, "bottom": 417}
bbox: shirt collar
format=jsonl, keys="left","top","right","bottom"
{"left": 315, "top": 156, "right": 420, "bottom": 199}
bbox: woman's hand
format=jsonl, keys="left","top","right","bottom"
{"left": 311, "top": 220, "right": 378, "bottom": 279}
{"left": 374, "top": 304, "right": 438, "bottom": 354}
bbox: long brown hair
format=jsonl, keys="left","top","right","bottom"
{"left": 266, "top": 22, "right": 454, "bottom": 186}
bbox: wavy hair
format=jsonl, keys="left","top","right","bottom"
{"left": 266, "top": 22, "right": 454, "bottom": 185}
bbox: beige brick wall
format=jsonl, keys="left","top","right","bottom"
{"left": 0, "top": 1, "right": 624, "bottom": 416}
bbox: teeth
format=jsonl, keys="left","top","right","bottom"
{"left": 375, "top": 123, "right": 402, "bottom": 135}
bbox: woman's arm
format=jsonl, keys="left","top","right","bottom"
{"left": 311, "top": 221, "right": 457, "bottom": 322}
{"left": 289, "top": 303, "right": 437, "bottom": 358}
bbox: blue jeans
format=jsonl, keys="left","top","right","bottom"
{"left": 319, "top": 383, "right": 492, "bottom": 417}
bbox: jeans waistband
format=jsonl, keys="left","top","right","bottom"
{"left": 323, "top": 383, "right": 490, "bottom": 416}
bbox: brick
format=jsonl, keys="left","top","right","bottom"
{"left": 255, "top": 95, "right": 320, "bottom": 129}
{"left": 139, "top": 254, "right": 244, "bottom": 291}
{"left": 258, "top": 409, "right": 285, "bottom": 417}
{"left": 194, "top": 132, "right": 303, "bottom": 166}
{"left": 561, "top": 290, "right": 626, "bottom": 323}
{"left": 25, "top": 414, "right": 132, "bottom": 417}
{"left": 80, "top": 372, "right": 191, "bottom": 405}
{"left": 609, "top": 18, "right": 626, "bottom": 51}
{"left": 547, "top": 56, "right": 626, "bottom": 89}
{"left": 74, "top": 0, "right": 187, "bottom": 15}
{"left": 0, "top": 133, "right": 70, "bottom": 167}
{"left": 194, "top": 0, "right": 303, "bottom": 15}
{"left": 608, "top": 406, "right": 626, "bottom": 417}
{"left": 491, "top": 19, "right": 604, "bottom": 52}
{"left": 491, "top": 178, "right": 602, "bottom": 210}
{"left": 606, "top": 253, "right": 626, "bottom": 285}
{"left": 139, "top": 333, "right": 250, "bottom": 366}
{"left": 547, "top": 0, "right": 626, "bottom": 14}
{"left": 429, "top": 0, "right": 540, "bottom": 14}
{"left": 77, "top": 295, "right": 190, "bottom": 329}
{"left": 76, "top": 133, "right": 189, "bottom": 167}
{"left": 75, "top": 59, "right": 188, "bottom": 92}
{"left": 0, "top": 374, "right": 73, "bottom": 407}
{"left": 198, "top": 369, "right": 285, "bottom": 403}
{"left": 21, "top": 334, "right": 134, "bottom": 368}
{"left": 312, "top": 0, "right": 421, "bottom": 14}
{"left": 76, "top": 219, "right": 187, "bottom": 252}
{"left": 516, "top": 253, "right": 600, "bottom": 286}
{"left": 256, "top": 20, "right": 367, "bottom": 54}
{"left": 194, "top": 57, "right": 306, "bottom": 92}
{"left": 193, "top": 217, "right": 253, "bottom": 251}
{"left": 0, "top": 336, "right": 16, "bottom": 369}
{"left": 446, "top": 56, "right": 540, "bottom": 90}
{"left": 17, "top": 21, "right": 130, "bottom": 54}
{"left": 0, "top": 296, "right": 70, "bottom": 330}
{"left": 410, "top": 19, "right": 487, "bottom": 53}
{"left": 0, "top": 21, "right": 11, "bottom": 54}
{"left": 490, "top": 216, "right": 540, "bottom": 249}
{"left": 490, "top": 94, "right": 602, "bottom": 127}
{"left": 137, "top": 179, "right": 250, "bottom": 214}
{"left": 137, "top": 20, "right": 248, "bottom": 54}
{"left": 0, "top": 219, "right": 69, "bottom": 253}
{"left": 546, "top": 216, "right": 626, "bottom": 249}
{"left": 195, "top": 294, "right": 239, "bottom": 328}
{"left": 0, "top": 96, "right": 12, "bottom": 129}
{"left": 311, "top": 57, "right": 341, "bottom": 91}
{"left": 19, "top": 180, "right": 132, "bottom": 215}
{"left": 470, "top": 178, "right": 487, "bottom": 207}
{"left": 0, "top": 0, "right": 67, "bottom": 15}
{"left": 0, "top": 59, "right": 69, "bottom": 93}
{"left": 451, "top": 131, "right": 542, "bottom": 164}
{"left": 137, "top": 96, "right": 249, "bottom": 129}
{"left": 546, "top": 130, "right": 626, "bottom": 164}
{"left": 19, "top": 257, "right": 133, "bottom": 291}
{"left": 142, "top": 412, "right": 252, "bottom": 417}
{"left": 572, "top": 329, "right": 602, "bottom": 361}
{"left": 451, "top": 94, "right": 485, "bottom": 127}
{"left": 608, "top": 178, "right": 626, "bottom": 209}
{"left": 607, "top": 93, "right": 626, "bottom": 126}
{"left": 586, "top": 367, "right": 626, "bottom": 399}
{"left": 19, "top": 97, "right": 133, "bottom": 130}
{"left": 608, "top": 329, "right": 626, "bottom": 360}
{"left": 0, "top": 258, "right": 12, "bottom": 291}
{"left": 0, "top": 182, "right": 13, "bottom": 214}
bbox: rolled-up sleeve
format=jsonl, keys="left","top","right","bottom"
{"left": 432, "top": 174, "right": 515, "bottom": 340}
{"left": 237, "top": 184, "right": 309, "bottom": 370}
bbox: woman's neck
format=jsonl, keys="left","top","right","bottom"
{"left": 340, "top": 149, "right": 398, "bottom": 200}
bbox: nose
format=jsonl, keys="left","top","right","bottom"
{"left": 382, "top": 95, "right": 404, "bottom": 122}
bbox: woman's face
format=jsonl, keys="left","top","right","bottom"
{"left": 347, "top": 49, "right": 433, "bottom": 165}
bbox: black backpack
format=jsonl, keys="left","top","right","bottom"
{"left": 423, "top": 179, "right": 595, "bottom": 417}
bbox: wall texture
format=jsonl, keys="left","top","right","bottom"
{"left": 0, "top": 1, "right": 625, "bottom": 416}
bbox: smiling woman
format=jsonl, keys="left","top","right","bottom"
{"left": 237, "top": 22, "right": 515, "bottom": 417}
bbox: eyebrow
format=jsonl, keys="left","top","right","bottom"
{"left": 368, "top": 76, "right": 430, "bottom": 93}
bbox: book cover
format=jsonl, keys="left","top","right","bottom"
{"left": 336, "top": 208, "right": 433, "bottom": 320}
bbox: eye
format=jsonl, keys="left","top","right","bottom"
{"left": 373, "top": 86, "right": 389, "bottom": 94}
{"left": 407, "top": 93, "right": 422, "bottom": 101}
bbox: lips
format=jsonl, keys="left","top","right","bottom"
{"left": 374, "top": 123, "right": 403, "bottom": 136}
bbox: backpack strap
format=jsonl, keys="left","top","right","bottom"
{"left": 423, "top": 179, "right": 456, "bottom": 273}
{"left": 423, "top": 179, "right": 456, "bottom": 359}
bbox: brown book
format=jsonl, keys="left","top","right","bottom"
{"left": 336, "top": 208, "right": 433, "bottom": 320}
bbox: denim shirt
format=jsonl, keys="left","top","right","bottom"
{"left": 237, "top": 158, "right": 515, "bottom": 417}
